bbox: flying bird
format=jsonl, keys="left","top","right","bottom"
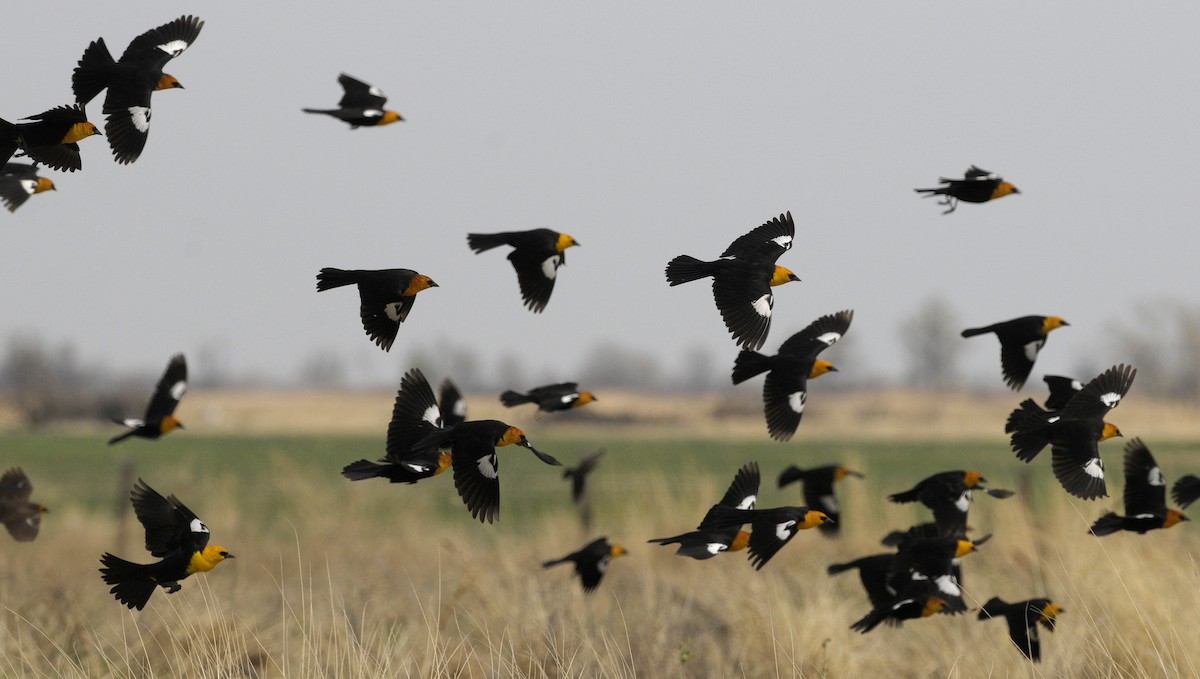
{"left": 1006, "top": 364, "right": 1136, "bottom": 500}
{"left": 961, "top": 315, "right": 1068, "bottom": 390}
{"left": 0, "top": 468, "right": 48, "bottom": 542}
{"left": 978, "top": 597, "right": 1063, "bottom": 662}
{"left": 1, "top": 105, "right": 101, "bottom": 172}
{"left": 1043, "top": 375, "right": 1082, "bottom": 412}
{"left": 72, "top": 15, "right": 204, "bottom": 163}
{"left": 650, "top": 461, "right": 760, "bottom": 560}
{"left": 316, "top": 268, "right": 438, "bottom": 351}
{"left": 1090, "top": 438, "right": 1189, "bottom": 536}
{"left": 0, "top": 163, "right": 55, "bottom": 212}
{"left": 563, "top": 448, "right": 606, "bottom": 504}
{"left": 665, "top": 212, "right": 799, "bottom": 350}
{"left": 850, "top": 582, "right": 947, "bottom": 633}
{"left": 691, "top": 503, "right": 832, "bottom": 570}
{"left": 732, "top": 309, "right": 852, "bottom": 440}
{"left": 914, "top": 166, "right": 1020, "bottom": 214}
{"left": 777, "top": 464, "right": 863, "bottom": 535}
{"left": 888, "top": 470, "right": 1013, "bottom": 537}
{"left": 108, "top": 354, "right": 187, "bottom": 445}
{"left": 99, "top": 479, "right": 233, "bottom": 610}
{"left": 467, "top": 229, "right": 579, "bottom": 312}
{"left": 341, "top": 368, "right": 451, "bottom": 485}
{"left": 542, "top": 537, "right": 627, "bottom": 593}
{"left": 439, "top": 378, "right": 468, "bottom": 428}
{"left": 1172, "top": 474, "right": 1200, "bottom": 509}
{"left": 303, "top": 74, "right": 404, "bottom": 128}
{"left": 500, "top": 382, "right": 596, "bottom": 413}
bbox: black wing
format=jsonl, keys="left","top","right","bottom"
{"left": 144, "top": 354, "right": 187, "bottom": 422}
{"left": 385, "top": 369, "right": 442, "bottom": 462}
{"left": 712, "top": 265, "right": 773, "bottom": 350}
{"left": 337, "top": 74, "right": 388, "bottom": 110}
{"left": 1172, "top": 475, "right": 1200, "bottom": 509}
{"left": 507, "top": 247, "right": 560, "bottom": 313}
{"left": 1060, "top": 364, "right": 1136, "bottom": 421}
{"left": 439, "top": 379, "right": 468, "bottom": 428}
{"left": 775, "top": 309, "right": 854, "bottom": 358}
{"left": 1122, "top": 438, "right": 1168, "bottom": 517}
{"left": 130, "top": 478, "right": 208, "bottom": 557}
{"left": 120, "top": 15, "right": 204, "bottom": 66}
{"left": 721, "top": 212, "right": 795, "bottom": 259}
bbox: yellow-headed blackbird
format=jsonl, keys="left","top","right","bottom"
{"left": 650, "top": 461, "right": 760, "bottom": 559}
{"left": 1173, "top": 474, "right": 1200, "bottom": 509}
{"left": 316, "top": 267, "right": 438, "bottom": 352}
{"left": 978, "top": 597, "right": 1063, "bottom": 662}
{"left": 0, "top": 163, "right": 55, "bottom": 213}
{"left": 500, "top": 382, "right": 596, "bottom": 412}
{"left": 72, "top": 15, "right": 204, "bottom": 164}
{"left": 303, "top": 74, "right": 404, "bottom": 128}
{"left": 439, "top": 378, "right": 467, "bottom": 428}
{"left": 0, "top": 468, "right": 48, "bottom": 542}
{"left": 99, "top": 479, "right": 233, "bottom": 610}
{"left": 888, "top": 470, "right": 1013, "bottom": 537}
{"left": 665, "top": 212, "right": 799, "bottom": 351}
{"left": 1090, "top": 438, "right": 1189, "bottom": 536}
{"left": 0, "top": 105, "right": 101, "bottom": 172}
{"left": 1006, "top": 364, "right": 1135, "bottom": 500}
{"left": 412, "top": 419, "right": 560, "bottom": 523}
{"left": 467, "top": 229, "right": 579, "bottom": 312}
{"left": 961, "top": 315, "right": 1069, "bottom": 390}
{"left": 342, "top": 368, "right": 450, "bottom": 484}
{"left": 886, "top": 536, "right": 978, "bottom": 615}
{"left": 109, "top": 353, "right": 187, "bottom": 445}
{"left": 778, "top": 464, "right": 863, "bottom": 535}
{"left": 851, "top": 581, "right": 947, "bottom": 633}
{"left": 692, "top": 503, "right": 831, "bottom": 570}
{"left": 733, "top": 309, "right": 852, "bottom": 440}
{"left": 1043, "top": 375, "right": 1082, "bottom": 412}
{"left": 563, "top": 448, "right": 606, "bottom": 504}
{"left": 914, "top": 166, "right": 1020, "bottom": 214}
{"left": 542, "top": 537, "right": 627, "bottom": 593}
{"left": 828, "top": 553, "right": 897, "bottom": 610}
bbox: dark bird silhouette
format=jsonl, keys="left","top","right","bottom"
{"left": 500, "top": 382, "right": 596, "bottom": 413}
{"left": 542, "top": 537, "right": 626, "bottom": 592}
{"left": 650, "top": 461, "right": 760, "bottom": 560}
{"left": 0, "top": 163, "right": 55, "bottom": 212}
{"left": 978, "top": 597, "right": 1063, "bottom": 662}
{"left": 914, "top": 166, "right": 1020, "bottom": 214}
{"left": 316, "top": 267, "right": 438, "bottom": 351}
{"left": 1090, "top": 438, "right": 1189, "bottom": 536}
{"left": 467, "top": 229, "right": 579, "bottom": 312}
{"left": 777, "top": 464, "right": 863, "bottom": 535}
{"left": 341, "top": 368, "right": 450, "bottom": 485}
{"left": 0, "top": 468, "right": 48, "bottom": 541}
{"left": 303, "top": 74, "right": 403, "bottom": 128}
{"left": 961, "top": 315, "right": 1068, "bottom": 390}
{"left": 108, "top": 354, "right": 187, "bottom": 445}
{"left": 1, "top": 105, "right": 101, "bottom": 172}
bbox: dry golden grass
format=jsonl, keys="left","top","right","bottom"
{"left": 2, "top": 433, "right": 1199, "bottom": 678}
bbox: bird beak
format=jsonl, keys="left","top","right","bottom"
{"left": 521, "top": 441, "right": 562, "bottom": 466}
{"left": 847, "top": 470, "right": 865, "bottom": 479}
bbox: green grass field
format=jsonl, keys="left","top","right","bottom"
{"left": 2, "top": 432, "right": 1199, "bottom": 677}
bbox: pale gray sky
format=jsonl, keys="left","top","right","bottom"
{"left": 5, "top": 2, "right": 1199, "bottom": 389}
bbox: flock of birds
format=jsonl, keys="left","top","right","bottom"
{"left": 1, "top": 13, "right": 1197, "bottom": 667}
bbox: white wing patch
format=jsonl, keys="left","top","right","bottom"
{"left": 954, "top": 490, "right": 971, "bottom": 513}
{"left": 189, "top": 518, "right": 210, "bottom": 534}
{"left": 597, "top": 554, "right": 610, "bottom": 573}
{"left": 368, "top": 85, "right": 384, "bottom": 98}
{"left": 1024, "top": 339, "right": 1045, "bottom": 362}
{"left": 1100, "top": 392, "right": 1122, "bottom": 408}
{"left": 404, "top": 462, "right": 431, "bottom": 473}
{"left": 541, "top": 255, "right": 561, "bottom": 280}
{"left": 771, "top": 235, "right": 793, "bottom": 249}
{"left": 706, "top": 542, "right": 726, "bottom": 554}
{"left": 1083, "top": 458, "right": 1105, "bottom": 479}
{"left": 123, "top": 418, "right": 146, "bottom": 428}
{"left": 820, "top": 494, "right": 838, "bottom": 513}
{"left": 788, "top": 391, "right": 807, "bottom": 413}
{"left": 384, "top": 302, "right": 404, "bottom": 322}
{"left": 477, "top": 454, "right": 499, "bottom": 479}
{"left": 816, "top": 332, "right": 842, "bottom": 346}
{"left": 157, "top": 40, "right": 190, "bottom": 56}
{"left": 363, "top": 110, "right": 384, "bottom": 119}
{"left": 560, "top": 393, "right": 579, "bottom": 404}
{"left": 1148, "top": 466, "right": 1165, "bottom": 486}
{"left": 1048, "top": 416, "right": 1061, "bottom": 424}
{"left": 736, "top": 494, "right": 756, "bottom": 510}
{"left": 169, "top": 381, "right": 187, "bottom": 401}
{"left": 18, "top": 179, "right": 36, "bottom": 196}
{"left": 452, "top": 400, "right": 468, "bottom": 417}
{"left": 933, "top": 574, "right": 961, "bottom": 596}
{"left": 422, "top": 405, "right": 440, "bottom": 426}
{"left": 752, "top": 294, "right": 773, "bottom": 318}
{"left": 127, "top": 106, "right": 151, "bottom": 133}
{"left": 775, "top": 520, "right": 796, "bottom": 541}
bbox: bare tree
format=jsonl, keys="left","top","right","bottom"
{"left": 898, "top": 296, "right": 964, "bottom": 388}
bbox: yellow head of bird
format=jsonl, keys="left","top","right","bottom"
{"left": 802, "top": 509, "right": 833, "bottom": 529}
{"left": 34, "top": 177, "right": 55, "bottom": 194}
{"left": 63, "top": 122, "right": 101, "bottom": 144}
{"left": 161, "top": 415, "right": 184, "bottom": 435}
{"left": 609, "top": 544, "right": 628, "bottom": 559}
{"left": 403, "top": 274, "right": 439, "bottom": 296}
{"left": 497, "top": 425, "right": 528, "bottom": 447}
{"left": 379, "top": 111, "right": 404, "bottom": 125}
{"left": 1042, "top": 316, "right": 1069, "bottom": 335}
{"left": 954, "top": 540, "right": 976, "bottom": 558}
{"left": 1165, "top": 509, "right": 1190, "bottom": 529}
{"left": 923, "top": 596, "right": 948, "bottom": 617}
{"left": 729, "top": 529, "right": 751, "bottom": 552}
{"left": 1101, "top": 422, "right": 1122, "bottom": 441}
{"left": 555, "top": 233, "right": 579, "bottom": 252}
{"left": 1040, "top": 602, "right": 1064, "bottom": 623}
{"left": 156, "top": 73, "right": 184, "bottom": 91}
{"left": 189, "top": 545, "right": 234, "bottom": 574}
{"left": 835, "top": 467, "right": 864, "bottom": 481}
{"left": 435, "top": 451, "right": 453, "bottom": 475}
{"left": 572, "top": 391, "right": 597, "bottom": 408}
{"left": 770, "top": 265, "right": 800, "bottom": 287}
{"left": 964, "top": 470, "right": 986, "bottom": 488}
{"left": 992, "top": 181, "right": 1020, "bottom": 199}
{"left": 809, "top": 359, "right": 836, "bottom": 379}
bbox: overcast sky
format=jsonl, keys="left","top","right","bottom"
{"left": 5, "top": 2, "right": 1199, "bottom": 390}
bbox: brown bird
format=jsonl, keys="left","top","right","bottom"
{"left": 0, "top": 468, "right": 48, "bottom": 541}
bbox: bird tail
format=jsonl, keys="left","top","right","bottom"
{"left": 913, "top": 186, "right": 948, "bottom": 197}
{"left": 302, "top": 108, "right": 338, "bottom": 115}
{"left": 72, "top": 38, "right": 116, "bottom": 105}
{"left": 466, "top": 232, "right": 512, "bottom": 254}
{"left": 978, "top": 597, "right": 1009, "bottom": 620}
{"left": 107, "top": 426, "right": 136, "bottom": 446}
{"left": 499, "top": 390, "right": 533, "bottom": 407}
{"left": 826, "top": 559, "right": 864, "bottom": 576}
{"left": 99, "top": 553, "right": 157, "bottom": 610}
{"left": 1089, "top": 512, "right": 1124, "bottom": 537}
{"left": 315, "top": 267, "right": 361, "bottom": 292}
{"left": 1005, "top": 399, "right": 1053, "bottom": 462}
{"left": 541, "top": 556, "right": 570, "bottom": 569}
{"left": 340, "top": 460, "right": 388, "bottom": 481}
{"left": 777, "top": 465, "right": 807, "bottom": 489}
{"left": 731, "top": 351, "right": 772, "bottom": 384}
{"left": 887, "top": 488, "right": 919, "bottom": 504}
{"left": 850, "top": 608, "right": 888, "bottom": 634}
{"left": 664, "top": 255, "right": 718, "bottom": 286}
{"left": 960, "top": 324, "right": 995, "bottom": 338}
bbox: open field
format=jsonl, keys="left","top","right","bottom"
{"left": 2, "top": 399, "right": 1200, "bottom": 678}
